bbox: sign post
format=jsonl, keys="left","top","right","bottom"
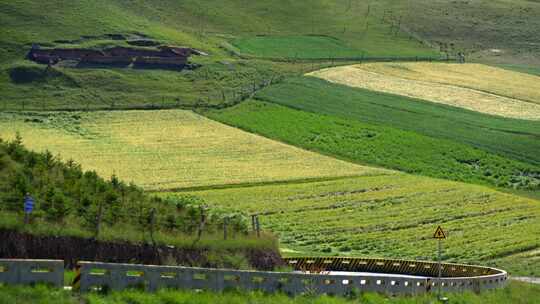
{"left": 24, "top": 194, "right": 35, "bottom": 225}
{"left": 433, "top": 226, "right": 447, "bottom": 299}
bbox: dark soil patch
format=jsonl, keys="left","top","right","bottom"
{"left": 0, "top": 229, "right": 283, "bottom": 270}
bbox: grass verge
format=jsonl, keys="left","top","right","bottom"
{"left": 1, "top": 281, "right": 540, "bottom": 304}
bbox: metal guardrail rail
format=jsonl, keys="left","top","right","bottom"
{"left": 77, "top": 258, "right": 507, "bottom": 296}
{"left": 283, "top": 257, "right": 501, "bottom": 277}
{"left": 0, "top": 258, "right": 508, "bottom": 296}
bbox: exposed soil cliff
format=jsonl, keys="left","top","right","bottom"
{"left": 0, "top": 229, "right": 283, "bottom": 270}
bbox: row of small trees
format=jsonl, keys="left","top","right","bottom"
{"left": 0, "top": 134, "right": 249, "bottom": 240}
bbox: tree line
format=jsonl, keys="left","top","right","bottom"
{"left": 0, "top": 134, "right": 249, "bottom": 240}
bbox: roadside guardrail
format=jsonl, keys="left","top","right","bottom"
{"left": 0, "top": 259, "right": 63, "bottom": 288}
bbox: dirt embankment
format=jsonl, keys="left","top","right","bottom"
{"left": 0, "top": 229, "right": 283, "bottom": 270}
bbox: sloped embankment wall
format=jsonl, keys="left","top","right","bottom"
{"left": 0, "top": 229, "right": 282, "bottom": 270}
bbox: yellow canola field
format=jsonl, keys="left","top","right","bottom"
{"left": 310, "top": 63, "right": 540, "bottom": 120}
{"left": 0, "top": 110, "right": 381, "bottom": 190}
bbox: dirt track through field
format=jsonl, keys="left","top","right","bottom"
{"left": 310, "top": 63, "right": 540, "bottom": 120}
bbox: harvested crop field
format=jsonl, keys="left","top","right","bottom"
{"left": 310, "top": 63, "right": 540, "bottom": 120}
{"left": 0, "top": 110, "right": 379, "bottom": 190}
{"left": 180, "top": 174, "right": 540, "bottom": 276}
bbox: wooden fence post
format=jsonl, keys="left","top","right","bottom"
{"left": 223, "top": 217, "right": 228, "bottom": 240}
{"left": 196, "top": 206, "right": 206, "bottom": 241}
{"left": 95, "top": 201, "right": 103, "bottom": 239}
{"left": 255, "top": 215, "right": 261, "bottom": 238}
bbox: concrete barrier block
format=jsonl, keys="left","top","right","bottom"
{"left": 0, "top": 259, "right": 63, "bottom": 288}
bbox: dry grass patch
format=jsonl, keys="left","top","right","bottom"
{"left": 310, "top": 63, "right": 540, "bottom": 120}
{"left": 0, "top": 110, "right": 380, "bottom": 190}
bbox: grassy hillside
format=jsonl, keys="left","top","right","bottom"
{"left": 0, "top": 0, "right": 437, "bottom": 62}
{"left": 180, "top": 174, "right": 540, "bottom": 276}
{"left": 0, "top": 58, "right": 287, "bottom": 111}
{"left": 2, "top": 1, "right": 538, "bottom": 110}
{"left": 0, "top": 0, "right": 438, "bottom": 111}
{"left": 374, "top": 0, "right": 540, "bottom": 65}
{"left": 251, "top": 77, "right": 540, "bottom": 167}
{"left": 3, "top": 282, "right": 540, "bottom": 304}
{"left": 207, "top": 101, "right": 539, "bottom": 191}
{"left": 0, "top": 110, "right": 376, "bottom": 191}
{"left": 311, "top": 63, "right": 540, "bottom": 120}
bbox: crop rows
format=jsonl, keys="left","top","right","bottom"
{"left": 0, "top": 110, "right": 376, "bottom": 191}
{"left": 181, "top": 174, "right": 540, "bottom": 276}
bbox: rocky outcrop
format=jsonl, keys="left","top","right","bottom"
{"left": 27, "top": 45, "right": 205, "bottom": 69}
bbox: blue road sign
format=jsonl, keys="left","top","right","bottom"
{"left": 24, "top": 196, "right": 34, "bottom": 213}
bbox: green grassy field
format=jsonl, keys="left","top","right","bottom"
{"left": 2, "top": 282, "right": 540, "bottom": 304}
{"left": 497, "top": 64, "right": 540, "bottom": 76}
{"left": 0, "top": 110, "right": 375, "bottom": 191}
{"left": 207, "top": 100, "right": 540, "bottom": 192}
{"left": 178, "top": 174, "right": 540, "bottom": 276}
{"left": 249, "top": 76, "right": 540, "bottom": 167}
{"left": 232, "top": 35, "right": 365, "bottom": 59}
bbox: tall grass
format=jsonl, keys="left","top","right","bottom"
{"left": 1, "top": 282, "right": 539, "bottom": 304}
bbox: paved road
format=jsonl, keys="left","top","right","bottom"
{"left": 511, "top": 277, "right": 540, "bottom": 284}
{"left": 298, "top": 271, "right": 427, "bottom": 279}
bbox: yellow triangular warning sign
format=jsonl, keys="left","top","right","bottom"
{"left": 433, "top": 226, "right": 446, "bottom": 239}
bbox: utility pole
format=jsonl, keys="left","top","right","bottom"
{"left": 433, "top": 226, "right": 447, "bottom": 299}
{"left": 438, "top": 238, "right": 442, "bottom": 297}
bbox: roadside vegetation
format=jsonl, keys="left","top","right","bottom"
{"left": 0, "top": 136, "right": 274, "bottom": 254}
{"left": 0, "top": 111, "right": 374, "bottom": 191}
{"left": 208, "top": 101, "right": 540, "bottom": 192}
{"left": 179, "top": 174, "right": 540, "bottom": 276}
{"left": 311, "top": 63, "right": 540, "bottom": 120}
{"left": 1, "top": 281, "right": 540, "bottom": 304}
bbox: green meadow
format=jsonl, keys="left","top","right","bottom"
{"left": 208, "top": 100, "right": 540, "bottom": 192}
{"left": 248, "top": 77, "right": 540, "bottom": 167}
